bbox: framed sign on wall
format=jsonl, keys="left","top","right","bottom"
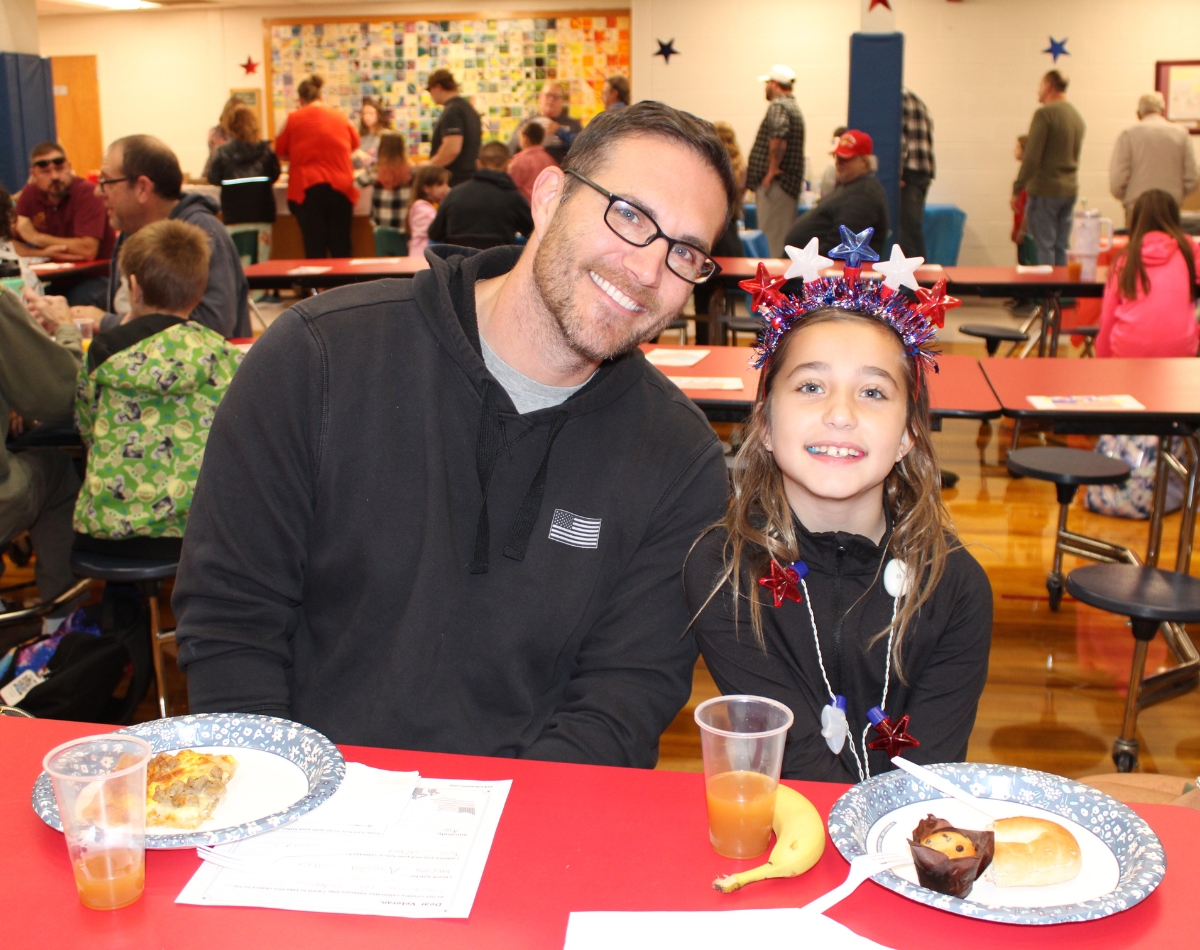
{"left": 1155, "top": 60, "right": 1200, "bottom": 133}
{"left": 264, "top": 11, "right": 631, "bottom": 154}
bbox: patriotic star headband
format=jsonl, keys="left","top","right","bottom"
{"left": 739, "top": 226, "right": 958, "bottom": 385}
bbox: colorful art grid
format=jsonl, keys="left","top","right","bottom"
{"left": 267, "top": 14, "right": 631, "bottom": 156}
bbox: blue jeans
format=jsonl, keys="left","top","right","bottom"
{"left": 1025, "top": 195, "right": 1075, "bottom": 265}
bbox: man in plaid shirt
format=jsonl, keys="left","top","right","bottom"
{"left": 746, "top": 65, "right": 806, "bottom": 257}
{"left": 900, "top": 89, "right": 935, "bottom": 258}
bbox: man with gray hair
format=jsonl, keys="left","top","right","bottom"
{"left": 1110, "top": 92, "right": 1198, "bottom": 221}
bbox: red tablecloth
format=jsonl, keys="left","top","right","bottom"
{"left": 3, "top": 717, "right": 1195, "bottom": 949}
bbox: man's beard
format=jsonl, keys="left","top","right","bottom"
{"left": 531, "top": 208, "right": 677, "bottom": 363}
{"left": 45, "top": 178, "right": 71, "bottom": 199}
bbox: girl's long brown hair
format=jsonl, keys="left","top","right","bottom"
{"left": 1118, "top": 189, "right": 1197, "bottom": 302}
{"left": 696, "top": 309, "right": 952, "bottom": 681}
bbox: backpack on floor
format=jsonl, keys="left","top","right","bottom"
{"left": 1084, "top": 435, "right": 1184, "bottom": 520}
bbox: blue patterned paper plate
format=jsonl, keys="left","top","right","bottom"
{"left": 32, "top": 713, "right": 345, "bottom": 849}
{"left": 827, "top": 763, "right": 1165, "bottom": 925}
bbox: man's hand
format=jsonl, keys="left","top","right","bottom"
{"left": 9, "top": 409, "right": 24, "bottom": 438}
{"left": 46, "top": 246, "right": 88, "bottom": 263}
{"left": 22, "top": 290, "right": 73, "bottom": 333}
{"left": 761, "top": 171, "right": 775, "bottom": 191}
{"left": 15, "top": 216, "right": 42, "bottom": 246}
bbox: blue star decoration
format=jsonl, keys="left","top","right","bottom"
{"left": 828, "top": 225, "right": 880, "bottom": 270}
{"left": 1044, "top": 37, "right": 1069, "bottom": 62}
{"left": 654, "top": 39, "right": 679, "bottom": 64}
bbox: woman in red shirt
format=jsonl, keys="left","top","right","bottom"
{"left": 274, "top": 75, "right": 359, "bottom": 258}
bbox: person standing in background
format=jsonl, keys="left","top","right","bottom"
{"left": 354, "top": 97, "right": 393, "bottom": 170}
{"left": 206, "top": 106, "right": 280, "bottom": 268}
{"left": 508, "top": 122, "right": 556, "bottom": 203}
{"left": 427, "top": 70, "right": 483, "bottom": 187}
{"left": 1110, "top": 93, "right": 1199, "bottom": 225}
{"left": 899, "top": 89, "right": 935, "bottom": 258}
{"left": 1011, "top": 135, "right": 1037, "bottom": 266}
{"left": 356, "top": 133, "right": 412, "bottom": 231}
{"left": 202, "top": 96, "right": 242, "bottom": 181}
{"left": 745, "top": 65, "right": 805, "bottom": 258}
{"left": 601, "top": 75, "right": 629, "bottom": 112}
{"left": 508, "top": 82, "right": 583, "bottom": 166}
{"left": 1012, "top": 70, "right": 1085, "bottom": 266}
{"left": 406, "top": 164, "right": 451, "bottom": 257}
{"left": 275, "top": 75, "right": 359, "bottom": 259}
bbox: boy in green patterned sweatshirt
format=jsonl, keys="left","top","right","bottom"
{"left": 74, "top": 220, "right": 242, "bottom": 558}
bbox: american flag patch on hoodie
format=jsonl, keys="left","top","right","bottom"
{"left": 549, "top": 509, "right": 602, "bottom": 549}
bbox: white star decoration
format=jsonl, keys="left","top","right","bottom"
{"left": 783, "top": 237, "right": 833, "bottom": 282}
{"left": 875, "top": 244, "right": 926, "bottom": 291}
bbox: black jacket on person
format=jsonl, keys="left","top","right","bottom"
{"left": 785, "top": 172, "right": 889, "bottom": 257}
{"left": 686, "top": 519, "right": 992, "bottom": 783}
{"left": 207, "top": 140, "right": 281, "bottom": 224}
{"left": 428, "top": 169, "right": 534, "bottom": 249}
{"left": 173, "top": 245, "right": 728, "bottom": 766}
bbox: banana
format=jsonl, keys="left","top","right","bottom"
{"left": 712, "top": 784, "right": 826, "bottom": 893}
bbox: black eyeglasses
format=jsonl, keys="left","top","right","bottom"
{"left": 96, "top": 176, "right": 132, "bottom": 191}
{"left": 33, "top": 157, "right": 67, "bottom": 169}
{"left": 565, "top": 170, "right": 720, "bottom": 285}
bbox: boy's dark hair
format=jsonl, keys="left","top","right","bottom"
{"left": 112, "top": 135, "right": 183, "bottom": 200}
{"left": 478, "top": 141, "right": 510, "bottom": 169}
{"left": 427, "top": 69, "right": 458, "bottom": 93}
{"left": 1043, "top": 70, "right": 1069, "bottom": 93}
{"left": 119, "top": 219, "right": 210, "bottom": 313}
{"left": 411, "top": 163, "right": 450, "bottom": 203}
{"left": 605, "top": 75, "right": 630, "bottom": 105}
{"left": 298, "top": 74, "right": 325, "bottom": 104}
{"left": 562, "top": 100, "right": 738, "bottom": 225}
{"left": 30, "top": 141, "right": 66, "bottom": 163}
{"left": 521, "top": 122, "right": 546, "bottom": 146}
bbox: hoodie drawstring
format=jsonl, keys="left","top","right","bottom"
{"left": 503, "top": 410, "right": 568, "bottom": 562}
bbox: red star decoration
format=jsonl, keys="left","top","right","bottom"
{"left": 869, "top": 0, "right": 893, "bottom": 10}
{"left": 759, "top": 561, "right": 803, "bottom": 608}
{"left": 738, "top": 262, "right": 787, "bottom": 313}
{"left": 913, "top": 278, "right": 961, "bottom": 329}
{"left": 240, "top": 57, "right": 259, "bottom": 75}
{"left": 868, "top": 713, "right": 920, "bottom": 758}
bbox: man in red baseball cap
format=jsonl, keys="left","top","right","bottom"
{"left": 784, "top": 127, "right": 888, "bottom": 257}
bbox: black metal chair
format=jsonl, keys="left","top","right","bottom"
{"left": 719, "top": 316, "right": 761, "bottom": 347}
{"left": 1006, "top": 447, "right": 1133, "bottom": 610}
{"left": 1065, "top": 564, "right": 1200, "bottom": 771}
{"left": 960, "top": 323, "right": 1029, "bottom": 356}
{"left": 69, "top": 551, "right": 179, "bottom": 720}
{"left": 1070, "top": 324, "right": 1099, "bottom": 358}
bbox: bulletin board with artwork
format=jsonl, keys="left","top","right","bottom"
{"left": 1155, "top": 60, "right": 1200, "bottom": 133}
{"left": 263, "top": 11, "right": 631, "bottom": 155}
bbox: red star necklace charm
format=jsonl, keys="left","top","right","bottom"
{"left": 758, "top": 560, "right": 807, "bottom": 608}
{"left": 738, "top": 262, "right": 787, "bottom": 314}
{"left": 867, "top": 712, "right": 920, "bottom": 758}
{"left": 913, "top": 278, "right": 961, "bottom": 329}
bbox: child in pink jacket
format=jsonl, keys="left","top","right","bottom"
{"left": 1096, "top": 189, "right": 1199, "bottom": 358}
{"left": 406, "top": 164, "right": 451, "bottom": 257}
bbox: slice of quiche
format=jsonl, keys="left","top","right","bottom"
{"left": 146, "top": 749, "right": 239, "bottom": 830}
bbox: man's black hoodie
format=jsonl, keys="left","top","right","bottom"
{"left": 429, "top": 168, "right": 534, "bottom": 249}
{"left": 174, "top": 245, "right": 728, "bottom": 767}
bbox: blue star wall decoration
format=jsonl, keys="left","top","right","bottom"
{"left": 654, "top": 39, "right": 679, "bottom": 64}
{"left": 1044, "top": 37, "right": 1069, "bottom": 62}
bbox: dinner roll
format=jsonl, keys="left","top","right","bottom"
{"left": 989, "top": 816, "right": 1082, "bottom": 887}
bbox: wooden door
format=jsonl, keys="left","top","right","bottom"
{"left": 50, "top": 56, "right": 103, "bottom": 176}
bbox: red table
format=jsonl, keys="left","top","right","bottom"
{"left": 31, "top": 258, "right": 110, "bottom": 287}
{"left": 4, "top": 717, "right": 1196, "bottom": 950}
{"left": 244, "top": 256, "right": 430, "bottom": 289}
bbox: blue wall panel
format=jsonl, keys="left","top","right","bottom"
{"left": 847, "top": 32, "right": 903, "bottom": 253}
{"left": 0, "top": 53, "right": 57, "bottom": 193}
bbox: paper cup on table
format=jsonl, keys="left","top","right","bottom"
{"left": 694, "top": 695, "right": 793, "bottom": 859}
{"left": 43, "top": 735, "right": 152, "bottom": 910}
{"left": 72, "top": 317, "right": 94, "bottom": 340}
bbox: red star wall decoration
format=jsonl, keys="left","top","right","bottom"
{"left": 240, "top": 57, "right": 259, "bottom": 75}
{"left": 868, "top": 0, "right": 892, "bottom": 9}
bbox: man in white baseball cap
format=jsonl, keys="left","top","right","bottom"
{"left": 746, "top": 65, "right": 806, "bottom": 256}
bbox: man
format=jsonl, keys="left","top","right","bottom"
{"left": 508, "top": 122, "right": 556, "bottom": 203}
{"left": 1110, "top": 92, "right": 1199, "bottom": 221}
{"left": 0, "top": 286, "right": 82, "bottom": 625}
{"left": 602, "top": 75, "right": 630, "bottom": 111}
{"left": 427, "top": 69, "right": 483, "bottom": 187}
{"left": 745, "top": 65, "right": 805, "bottom": 257}
{"left": 429, "top": 141, "right": 534, "bottom": 249}
{"left": 899, "top": 90, "right": 936, "bottom": 258}
{"left": 508, "top": 82, "right": 583, "bottom": 165}
{"left": 26, "top": 135, "right": 250, "bottom": 340}
{"left": 173, "top": 102, "right": 735, "bottom": 768}
{"left": 1012, "top": 70, "right": 1086, "bottom": 266}
{"left": 14, "top": 142, "right": 117, "bottom": 308}
{"left": 784, "top": 130, "right": 887, "bottom": 258}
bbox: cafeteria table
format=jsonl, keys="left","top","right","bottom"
{"left": 31, "top": 258, "right": 110, "bottom": 288}
{"left": 243, "top": 256, "right": 430, "bottom": 290}
{"left": 5, "top": 716, "right": 1196, "bottom": 950}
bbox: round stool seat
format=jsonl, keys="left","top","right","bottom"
{"left": 960, "top": 323, "right": 1029, "bottom": 343}
{"left": 71, "top": 551, "right": 179, "bottom": 583}
{"left": 1066, "top": 564, "right": 1200, "bottom": 622}
{"left": 1071, "top": 325, "right": 1099, "bottom": 338}
{"left": 1006, "top": 446, "right": 1130, "bottom": 485}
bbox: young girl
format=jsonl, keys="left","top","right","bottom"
{"left": 686, "top": 248, "right": 993, "bottom": 783}
{"left": 407, "top": 164, "right": 451, "bottom": 257}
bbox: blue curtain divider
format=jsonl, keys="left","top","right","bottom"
{"left": 0, "top": 53, "right": 57, "bottom": 194}
{"left": 847, "top": 32, "right": 903, "bottom": 255}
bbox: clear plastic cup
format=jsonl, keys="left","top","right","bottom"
{"left": 43, "top": 734, "right": 152, "bottom": 910}
{"left": 694, "top": 695, "right": 794, "bottom": 859}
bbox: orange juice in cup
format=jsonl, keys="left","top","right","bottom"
{"left": 695, "top": 695, "right": 793, "bottom": 859}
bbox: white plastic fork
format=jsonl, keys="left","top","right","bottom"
{"left": 889, "top": 756, "right": 1003, "bottom": 822}
{"left": 798, "top": 852, "right": 911, "bottom": 916}
{"left": 196, "top": 845, "right": 350, "bottom": 873}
